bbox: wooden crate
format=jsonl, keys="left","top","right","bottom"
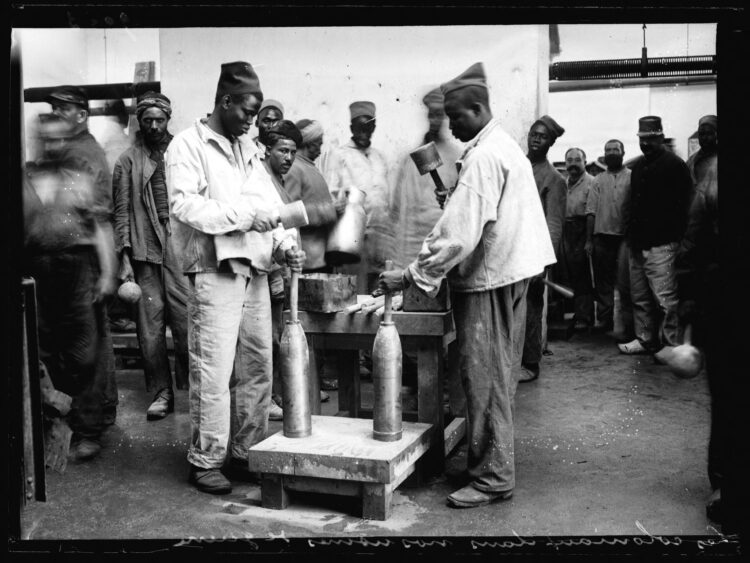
{"left": 284, "top": 273, "right": 357, "bottom": 313}
{"left": 402, "top": 279, "right": 450, "bottom": 312}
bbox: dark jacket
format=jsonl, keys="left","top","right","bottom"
{"left": 113, "top": 134, "right": 173, "bottom": 262}
{"left": 628, "top": 149, "right": 692, "bottom": 251}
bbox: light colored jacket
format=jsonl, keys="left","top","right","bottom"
{"left": 408, "top": 118, "right": 556, "bottom": 297}
{"left": 165, "top": 118, "right": 295, "bottom": 274}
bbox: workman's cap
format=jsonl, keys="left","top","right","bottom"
{"left": 258, "top": 99, "right": 284, "bottom": 116}
{"left": 215, "top": 61, "right": 262, "bottom": 98}
{"left": 46, "top": 85, "right": 89, "bottom": 111}
{"left": 349, "top": 101, "right": 376, "bottom": 122}
{"left": 440, "top": 62, "right": 488, "bottom": 97}
{"left": 637, "top": 116, "right": 664, "bottom": 137}
{"left": 136, "top": 91, "right": 172, "bottom": 119}
{"left": 698, "top": 114, "right": 718, "bottom": 130}
{"left": 532, "top": 115, "right": 565, "bottom": 140}
{"left": 266, "top": 119, "right": 303, "bottom": 147}
{"left": 422, "top": 87, "right": 444, "bottom": 107}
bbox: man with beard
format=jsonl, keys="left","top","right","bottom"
{"left": 520, "top": 115, "right": 567, "bottom": 383}
{"left": 618, "top": 116, "right": 691, "bottom": 356}
{"left": 166, "top": 62, "right": 305, "bottom": 494}
{"left": 325, "top": 101, "right": 392, "bottom": 293}
{"left": 375, "top": 63, "right": 555, "bottom": 508}
{"left": 23, "top": 86, "right": 118, "bottom": 461}
{"left": 561, "top": 147, "right": 596, "bottom": 330}
{"left": 584, "top": 140, "right": 634, "bottom": 338}
{"left": 113, "top": 91, "right": 189, "bottom": 420}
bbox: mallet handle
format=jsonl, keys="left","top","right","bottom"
{"left": 384, "top": 259, "right": 393, "bottom": 323}
{"left": 290, "top": 246, "right": 299, "bottom": 323}
{"left": 429, "top": 169, "right": 446, "bottom": 192}
{"left": 543, "top": 279, "right": 575, "bottom": 299}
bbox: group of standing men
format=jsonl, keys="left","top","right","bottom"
{"left": 23, "top": 58, "right": 723, "bottom": 518}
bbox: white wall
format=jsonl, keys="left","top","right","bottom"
{"left": 160, "top": 25, "right": 548, "bottom": 179}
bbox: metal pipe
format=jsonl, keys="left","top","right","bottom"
{"left": 550, "top": 74, "right": 716, "bottom": 93}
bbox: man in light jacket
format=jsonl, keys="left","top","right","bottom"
{"left": 375, "top": 63, "right": 555, "bottom": 508}
{"left": 165, "top": 61, "right": 306, "bottom": 495}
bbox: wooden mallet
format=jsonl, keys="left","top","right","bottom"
{"left": 410, "top": 141, "right": 449, "bottom": 208}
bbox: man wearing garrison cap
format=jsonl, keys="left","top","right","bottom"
{"left": 519, "top": 114, "right": 568, "bottom": 383}
{"left": 324, "top": 100, "right": 393, "bottom": 293}
{"left": 375, "top": 62, "right": 556, "bottom": 509}
{"left": 113, "top": 91, "right": 190, "bottom": 421}
{"left": 166, "top": 61, "right": 306, "bottom": 495}
{"left": 618, "top": 116, "right": 692, "bottom": 358}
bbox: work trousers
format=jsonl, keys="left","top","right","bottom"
{"left": 629, "top": 242, "right": 681, "bottom": 349}
{"left": 28, "top": 248, "right": 105, "bottom": 440}
{"left": 561, "top": 217, "right": 594, "bottom": 324}
{"left": 522, "top": 274, "right": 548, "bottom": 367}
{"left": 132, "top": 249, "right": 190, "bottom": 394}
{"left": 451, "top": 279, "right": 529, "bottom": 493}
{"left": 615, "top": 239, "right": 635, "bottom": 339}
{"left": 591, "top": 234, "right": 624, "bottom": 326}
{"left": 186, "top": 271, "right": 272, "bottom": 469}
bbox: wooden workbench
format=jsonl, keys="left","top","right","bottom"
{"left": 287, "top": 295, "right": 461, "bottom": 477}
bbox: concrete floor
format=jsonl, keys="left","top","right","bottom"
{"left": 20, "top": 330, "right": 720, "bottom": 540}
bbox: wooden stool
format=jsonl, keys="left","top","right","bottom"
{"left": 247, "top": 415, "right": 433, "bottom": 520}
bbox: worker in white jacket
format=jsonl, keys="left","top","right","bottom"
{"left": 165, "top": 61, "right": 305, "bottom": 496}
{"left": 375, "top": 62, "right": 555, "bottom": 509}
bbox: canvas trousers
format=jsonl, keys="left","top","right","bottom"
{"left": 186, "top": 271, "right": 272, "bottom": 469}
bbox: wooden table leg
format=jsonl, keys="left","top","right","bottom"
{"left": 335, "top": 350, "right": 360, "bottom": 417}
{"left": 261, "top": 474, "right": 289, "bottom": 510}
{"left": 417, "top": 341, "right": 445, "bottom": 478}
{"left": 307, "top": 335, "right": 321, "bottom": 415}
{"left": 362, "top": 482, "right": 393, "bottom": 521}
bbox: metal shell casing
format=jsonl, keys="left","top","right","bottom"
{"left": 280, "top": 320, "right": 312, "bottom": 438}
{"left": 372, "top": 321, "right": 403, "bottom": 442}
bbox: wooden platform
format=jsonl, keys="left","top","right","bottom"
{"left": 247, "top": 415, "right": 433, "bottom": 520}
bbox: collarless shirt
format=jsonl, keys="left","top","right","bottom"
{"left": 585, "top": 167, "right": 632, "bottom": 236}
{"left": 565, "top": 172, "right": 595, "bottom": 219}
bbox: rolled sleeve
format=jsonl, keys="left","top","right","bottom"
{"left": 112, "top": 158, "right": 132, "bottom": 253}
{"left": 409, "top": 152, "right": 500, "bottom": 297}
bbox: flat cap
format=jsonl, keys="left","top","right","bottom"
{"left": 698, "top": 114, "right": 717, "bottom": 130}
{"left": 533, "top": 115, "right": 565, "bottom": 139}
{"left": 349, "top": 101, "right": 376, "bottom": 121}
{"left": 440, "top": 62, "right": 487, "bottom": 97}
{"left": 216, "top": 61, "right": 262, "bottom": 98}
{"left": 266, "top": 119, "right": 303, "bottom": 147}
{"left": 46, "top": 85, "right": 89, "bottom": 110}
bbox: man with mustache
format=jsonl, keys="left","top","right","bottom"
{"left": 113, "top": 91, "right": 190, "bottom": 420}
{"left": 561, "top": 147, "right": 596, "bottom": 330}
{"left": 521, "top": 115, "right": 567, "bottom": 383}
{"left": 618, "top": 116, "right": 691, "bottom": 356}
{"left": 166, "top": 62, "right": 306, "bottom": 494}
{"left": 584, "top": 139, "right": 633, "bottom": 338}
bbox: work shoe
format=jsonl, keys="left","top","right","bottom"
{"left": 653, "top": 346, "right": 674, "bottom": 365}
{"left": 146, "top": 389, "right": 174, "bottom": 420}
{"left": 189, "top": 465, "right": 232, "bottom": 494}
{"left": 447, "top": 484, "right": 513, "bottom": 508}
{"left": 320, "top": 390, "right": 330, "bottom": 403}
{"left": 320, "top": 378, "right": 338, "bottom": 391}
{"left": 69, "top": 438, "right": 102, "bottom": 462}
{"left": 518, "top": 363, "right": 540, "bottom": 383}
{"left": 618, "top": 339, "right": 649, "bottom": 355}
{"left": 222, "top": 457, "right": 261, "bottom": 484}
{"left": 268, "top": 399, "right": 283, "bottom": 421}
